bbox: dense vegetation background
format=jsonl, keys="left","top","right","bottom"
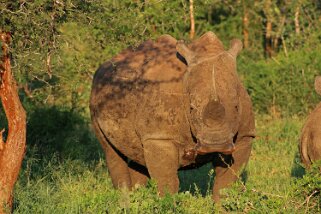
{"left": 1, "top": 0, "right": 321, "bottom": 213}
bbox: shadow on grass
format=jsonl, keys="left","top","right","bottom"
{"left": 178, "top": 163, "right": 249, "bottom": 197}
{"left": 13, "top": 106, "right": 105, "bottom": 211}
{"left": 26, "top": 106, "right": 103, "bottom": 162}
{"left": 291, "top": 152, "right": 306, "bottom": 178}
{"left": 178, "top": 154, "right": 250, "bottom": 197}
{"left": 178, "top": 163, "right": 214, "bottom": 196}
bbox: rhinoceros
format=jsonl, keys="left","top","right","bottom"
{"left": 89, "top": 32, "right": 255, "bottom": 201}
{"left": 300, "top": 76, "right": 321, "bottom": 169}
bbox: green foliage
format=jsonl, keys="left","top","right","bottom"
{"left": 1, "top": 0, "right": 321, "bottom": 213}
{"left": 1, "top": 0, "right": 321, "bottom": 115}
{"left": 239, "top": 41, "right": 321, "bottom": 116}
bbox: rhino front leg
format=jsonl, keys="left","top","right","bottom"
{"left": 105, "top": 142, "right": 132, "bottom": 189}
{"left": 143, "top": 139, "right": 179, "bottom": 195}
{"left": 212, "top": 136, "right": 252, "bottom": 202}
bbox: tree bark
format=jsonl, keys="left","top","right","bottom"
{"left": 295, "top": 6, "right": 300, "bottom": 35}
{"left": 273, "top": 15, "right": 286, "bottom": 51}
{"left": 0, "top": 32, "right": 26, "bottom": 213}
{"left": 189, "top": 0, "right": 195, "bottom": 40}
{"left": 242, "top": 5, "right": 249, "bottom": 49}
{"left": 264, "top": 0, "right": 273, "bottom": 57}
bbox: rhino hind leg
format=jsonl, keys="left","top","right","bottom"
{"left": 300, "top": 128, "right": 313, "bottom": 168}
{"left": 306, "top": 131, "right": 321, "bottom": 167}
{"left": 212, "top": 136, "right": 252, "bottom": 202}
{"left": 104, "top": 142, "right": 150, "bottom": 190}
{"left": 105, "top": 142, "right": 133, "bottom": 189}
{"left": 143, "top": 139, "right": 179, "bottom": 195}
{"left": 128, "top": 161, "right": 149, "bottom": 188}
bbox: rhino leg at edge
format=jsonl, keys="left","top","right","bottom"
{"left": 212, "top": 136, "right": 252, "bottom": 202}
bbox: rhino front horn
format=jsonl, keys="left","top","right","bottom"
{"left": 228, "top": 39, "right": 243, "bottom": 57}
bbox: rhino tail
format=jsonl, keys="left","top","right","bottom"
{"left": 299, "top": 127, "right": 312, "bottom": 168}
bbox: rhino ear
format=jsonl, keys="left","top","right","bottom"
{"left": 315, "top": 76, "right": 321, "bottom": 95}
{"left": 228, "top": 39, "right": 243, "bottom": 57}
{"left": 176, "top": 40, "right": 195, "bottom": 65}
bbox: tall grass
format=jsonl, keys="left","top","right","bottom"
{"left": 11, "top": 115, "right": 321, "bottom": 213}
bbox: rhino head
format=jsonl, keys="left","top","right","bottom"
{"left": 177, "top": 32, "right": 243, "bottom": 156}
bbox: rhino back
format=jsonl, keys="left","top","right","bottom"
{"left": 90, "top": 35, "right": 191, "bottom": 164}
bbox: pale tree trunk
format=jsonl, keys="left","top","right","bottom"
{"left": 273, "top": 15, "right": 286, "bottom": 51}
{"left": 242, "top": 4, "right": 249, "bottom": 49}
{"left": 0, "top": 32, "right": 26, "bottom": 213}
{"left": 295, "top": 6, "right": 300, "bottom": 35}
{"left": 265, "top": 21, "right": 273, "bottom": 57}
{"left": 189, "top": 0, "right": 195, "bottom": 40}
{"left": 264, "top": 0, "right": 273, "bottom": 57}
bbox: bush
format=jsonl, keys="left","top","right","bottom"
{"left": 239, "top": 39, "right": 321, "bottom": 116}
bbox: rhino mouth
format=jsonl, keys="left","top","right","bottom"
{"left": 196, "top": 139, "right": 235, "bottom": 155}
{"left": 182, "top": 138, "right": 235, "bottom": 161}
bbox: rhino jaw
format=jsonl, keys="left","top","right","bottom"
{"left": 196, "top": 140, "right": 235, "bottom": 155}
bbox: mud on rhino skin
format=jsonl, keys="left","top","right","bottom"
{"left": 90, "top": 32, "right": 255, "bottom": 201}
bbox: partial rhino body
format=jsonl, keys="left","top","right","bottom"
{"left": 90, "top": 32, "right": 255, "bottom": 201}
{"left": 300, "top": 76, "right": 321, "bottom": 168}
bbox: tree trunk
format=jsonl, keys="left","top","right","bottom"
{"left": 0, "top": 32, "right": 26, "bottom": 213}
{"left": 265, "top": 21, "right": 273, "bottom": 57}
{"left": 264, "top": 0, "right": 273, "bottom": 57}
{"left": 189, "top": 0, "right": 195, "bottom": 40}
{"left": 273, "top": 15, "right": 286, "bottom": 51}
{"left": 295, "top": 6, "right": 300, "bottom": 35}
{"left": 242, "top": 5, "right": 249, "bottom": 49}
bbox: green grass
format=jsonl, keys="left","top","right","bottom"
{"left": 13, "top": 116, "right": 321, "bottom": 213}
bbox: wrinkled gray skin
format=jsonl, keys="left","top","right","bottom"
{"left": 300, "top": 76, "right": 321, "bottom": 169}
{"left": 90, "top": 32, "right": 255, "bottom": 201}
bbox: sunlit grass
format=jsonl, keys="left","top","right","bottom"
{"left": 13, "top": 116, "right": 321, "bottom": 213}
